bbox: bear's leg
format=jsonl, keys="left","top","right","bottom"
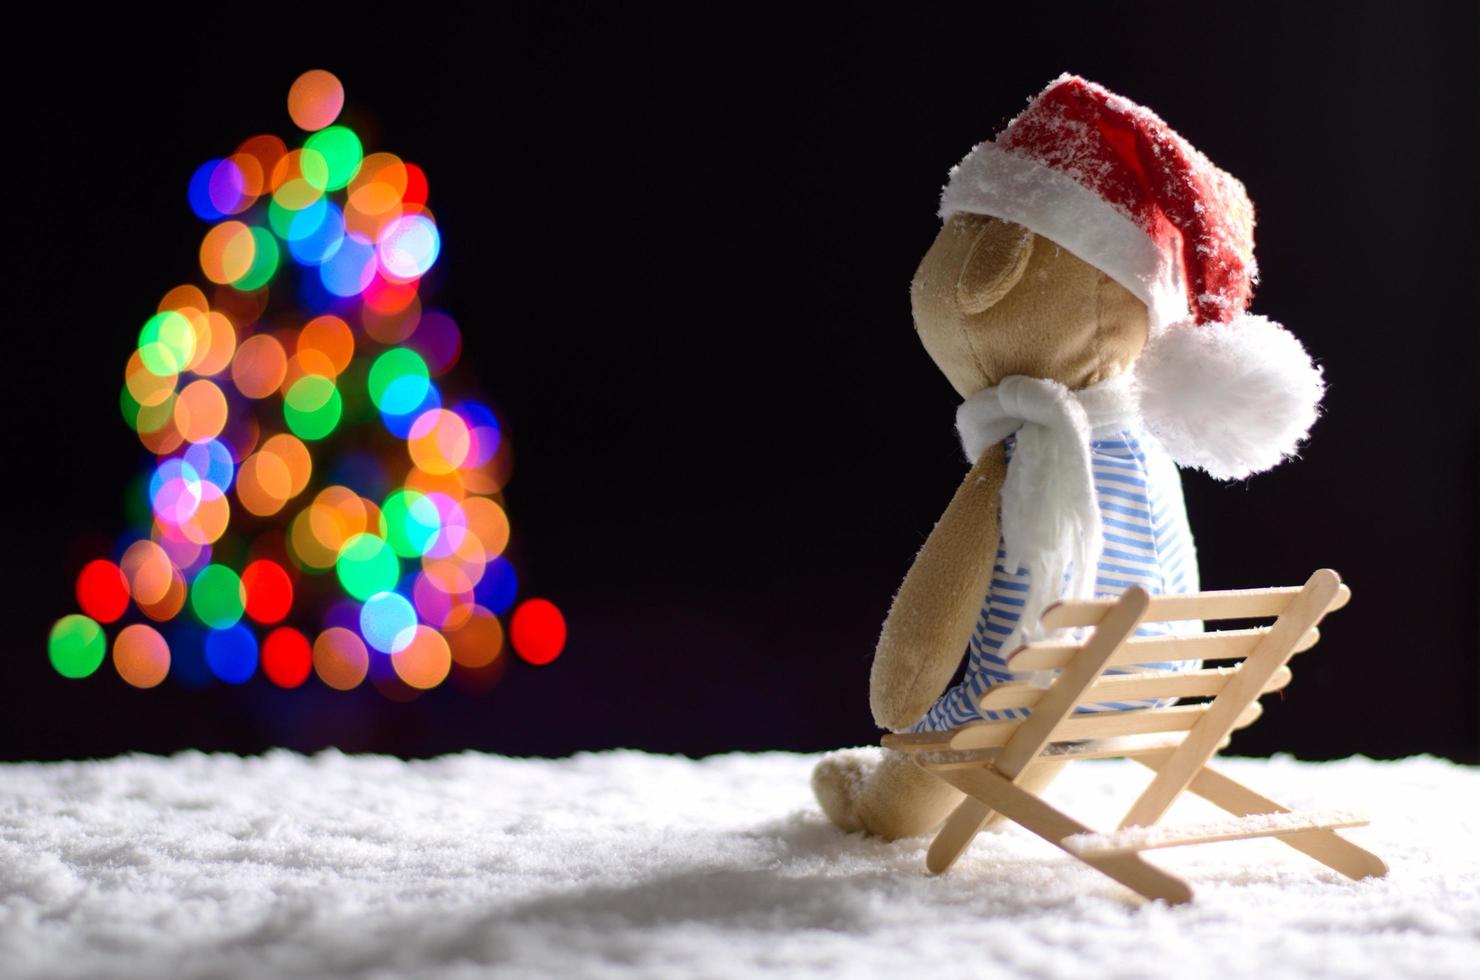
{"left": 814, "top": 750, "right": 1071, "bottom": 841}
{"left": 811, "top": 747, "right": 964, "bottom": 840}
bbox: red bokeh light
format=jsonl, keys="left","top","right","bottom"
{"left": 242, "top": 559, "right": 294, "bottom": 624}
{"left": 510, "top": 598, "right": 566, "bottom": 666}
{"left": 261, "top": 627, "right": 312, "bottom": 688}
{"left": 402, "top": 163, "right": 429, "bottom": 206}
{"left": 76, "top": 560, "right": 130, "bottom": 623}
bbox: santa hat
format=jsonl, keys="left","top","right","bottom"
{"left": 939, "top": 74, "right": 1325, "bottom": 481}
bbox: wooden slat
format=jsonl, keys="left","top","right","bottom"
{"left": 1133, "top": 754, "right": 1390, "bottom": 881}
{"left": 1118, "top": 569, "right": 1342, "bottom": 831}
{"left": 1041, "top": 583, "right": 1350, "bottom": 630}
{"left": 1007, "top": 626, "right": 1319, "bottom": 671}
{"left": 1061, "top": 809, "right": 1369, "bottom": 858}
{"left": 927, "top": 798, "right": 994, "bottom": 874}
{"left": 924, "top": 759, "right": 1066, "bottom": 874}
{"left": 994, "top": 588, "right": 1149, "bottom": 779}
{"left": 915, "top": 732, "right": 1209, "bottom": 770}
{"left": 881, "top": 730, "right": 957, "bottom": 753}
{"left": 946, "top": 700, "right": 1262, "bottom": 751}
{"left": 978, "top": 665, "right": 1293, "bottom": 712}
{"left": 933, "top": 765, "right": 1195, "bottom": 903}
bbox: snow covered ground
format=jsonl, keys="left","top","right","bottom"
{"left": 0, "top": 749, "right": 1474, "bottom": 979}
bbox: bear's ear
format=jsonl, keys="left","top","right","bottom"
{"left": 955, "top": 217, "right": 1034, "bottom": 314}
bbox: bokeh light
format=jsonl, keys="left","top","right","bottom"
{"left": 189, "top": 160, "right": 229, "bottom": 221}
{"left": 236, "top": 452, "right": 291, "bottom": 516}
{"left": 137, "top": 565, "right": 188, "bottom": 621}
{"left": 241, "top": 559, "right": 293, "bottom": 624}
{"left": 262, "top": 626, "right": 311, "bottom": 687}
{"left": 298, "top": 315, "right": 355, "bottom": 375}
{"left": 200, "top": 221, "right": 256, "bottom": 285}
{"left": 121, "top": 539, "right": 175, "bottom": 606}
{"left": 138, "top": 311, "right": 197, "bottom": 376}
{"left": 335, "top": 532, "right": 399, "bottom": 600}
{"left": 447, "top": 605, "right": 503, "bottom": 668}
{"left": 313, "top": 627, "right": 368, "bottom": 690}
{"left": 184, "top": 439, "right": 235, "bottom": 491}
{"left": 288, "top": 70, "right": 344, "bottom": 132}
{"left": 407, "top": 408, "right": 471, "bottom": 474}
{"left": 283, "top": 375, "right": 342, "bottom": 440}
{"left": 320, "top": 234, "right": 377, "bottom": 297}
{"left": 378, "top": 212, "right": 440, "bottom": 280}
{"left": 368, "top": 347, "right": 430, "bottom": 415}
{"left": 391, "top": 625, "right": 451, "bottom": 689}
{"left": 175, "top": 379, "right": 228, "bottom": 444}
{"left": 382, "top": 488, "right": 441, "bottom": 558}
{"left": 49, "top": 615, "right": 106, "bottom": 678}
{"left": 360, "top": 591, "right": 417, "bottom": 653}
{"left": 232, "top": 333, "right": 288, "bottom": 399}
{"left": 206, "top": 623, "right": 258, "bottom": 683}
{"left": 56, "top": 71, "right": 563, "bottom": 700}
{"left": 76, "top": 560, "right": 130, "bottom": 623}
{"left": 114, "top": 623, "right": 171, "bottom": 688}
{"left": 303, "top": 126, "right": 363, "bottom": 191}
{"left": 511, "top": 599, "right": 566, "bottom": 665}
{"left": 190, "top": 563, "right": 245, "bottom": 628}
{"left": 234, "top": 226, "right": 281, "bottom": 291}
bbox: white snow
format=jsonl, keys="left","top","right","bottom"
{"left": 0, "top": 750, "right": 1475, "bottom": 979}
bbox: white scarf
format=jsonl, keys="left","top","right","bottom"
{"left": 955, "top": 372, "right": 1140, "bottom": 644}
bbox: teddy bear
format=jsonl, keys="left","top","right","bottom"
{"left": 812, "top": 74, "right": 1327, "bottom": 841}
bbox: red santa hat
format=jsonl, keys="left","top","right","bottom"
{"left": 939, "top": 74, "right": 1326, "bottom": 481}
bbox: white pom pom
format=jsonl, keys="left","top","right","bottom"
{"left": 1135, "top": 314, "right": 1326, "bottom": 481}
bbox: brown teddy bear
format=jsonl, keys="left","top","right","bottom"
{"left": 813, "top": 74, "right": 1326, "bottom": 840}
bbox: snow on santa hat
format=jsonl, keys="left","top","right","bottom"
{"left": 940, "top": 73, "right": 1325, "bottom": 481}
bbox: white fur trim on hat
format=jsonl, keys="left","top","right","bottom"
{"left": 940, "top": 141, "right": 1189, "bottom": 334}
{"left": 1134, "top": 314, "right": 1326, "bottom": 481}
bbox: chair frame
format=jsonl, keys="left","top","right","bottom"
{"left": 882, "top": 568, "right": 1388, "bottom": 904}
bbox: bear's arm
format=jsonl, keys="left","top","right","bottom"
{"left": 869, "top": 442, "right": 1006, "bottom": 731}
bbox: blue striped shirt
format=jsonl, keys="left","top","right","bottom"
{"left": 908, "top": 423, "right": 1202, "bottom": 733}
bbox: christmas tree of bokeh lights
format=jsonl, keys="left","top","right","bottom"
{"left": 48, "top": 70, "right": 566, "bottom": 699}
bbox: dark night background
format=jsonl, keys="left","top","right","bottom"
{"left": 5, "top": 4, "right": 1476, "bottom": 763}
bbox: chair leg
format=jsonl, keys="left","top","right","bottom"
{"left": 1133, "top": 756, "right": 1389, "bottom": 881}
{"left": 937, "top": 766, "right": 1194, "bottom": 905}
{"left": 927, "top": 797, "right": 992, "bottom": 874}
{"left": 925, "top": 759, "right": 1068, "bottom": 874}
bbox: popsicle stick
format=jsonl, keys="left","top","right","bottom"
{"left": 1063, "top": 809, "right": 1368, "bottom": 858}
{"left": 1006, "top": 627, "right": 1318, "bottom": 672}
{"left": 978, "top": 665, "right": 1293, "bottom": 712}
{"left": 947, "top": 700, "right": 1262, "bottom": 751}
{"left": 1119, "top": 570, "right": 1341, "bottom": 831}
{"left": 1041, "top": 583, "right": 1350, "bottom": 631}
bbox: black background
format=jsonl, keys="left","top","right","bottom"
{"left": 6, "top": 4, "right": 1476, "bottom": 763}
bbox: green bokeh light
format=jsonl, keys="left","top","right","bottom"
{"left": 335, "top": 533, "right": 399, "bottom": 600}
{"left": 49, "top": 614, "right": 106, "bottom": 679}
{"left": 303, "top": 126, "right": 363, "bottom": 191}
{"left": 120, "top": 384, "right": 142, "bottom": 431}
{"left": 138, "top": 311, "right": 196, "bottom": 376}
{"left": 298, "top": 147, "right": 331, "bottom": 191}
{"left": 382, "top": 489, "right": 441, "bottom": 558}
{"left": 367, "top": 348, "right": 429, "bottom": 410}
{"left": 267, "top": 197, "right": 298, "bottom": 239}
{"left": 190, "top": 563, "right": 245, "bottom": 628}
{"left": 133, "top": 394, "right": 176, "bottom": 437}
{"left": 233, "top": 226, "right": 281, "bottom": 291}
{"left": 283, "top": 375, "right": 343, "bottom": 440}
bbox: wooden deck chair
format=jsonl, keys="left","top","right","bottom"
{"left": 881, "top": 568, "right": 1388, "bottom": 904}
